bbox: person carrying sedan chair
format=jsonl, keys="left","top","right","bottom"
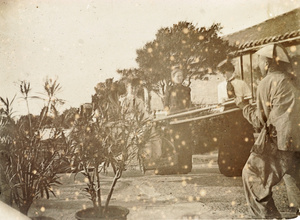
{"left": 235, "top": 43, "right": 300, "bottom": 219}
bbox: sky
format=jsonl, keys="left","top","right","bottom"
{"left": 1, "top": 0, "right": 300, "bottom": 115}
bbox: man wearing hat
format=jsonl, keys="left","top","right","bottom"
{"left": 120, "top": 77, "right": 146, "bottom": 117}
{"left": 121, "top": 77, "right": 162, "bottom": 169}
{"left": 217, "top": 59, "right": 251, "bottom": 104}
{"left": 235, "top": 44, "right": 300, "bottom": 218}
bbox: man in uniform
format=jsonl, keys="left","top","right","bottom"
{"left": 235, "top": 44, "right": 300, "bottom": 218}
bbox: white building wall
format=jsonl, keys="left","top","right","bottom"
{"left": 190, "top": 74, "right": 224, "bottom": 105}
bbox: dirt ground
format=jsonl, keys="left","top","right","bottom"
{"left": 27, "top": 151, "right": 296, "bottom": 220}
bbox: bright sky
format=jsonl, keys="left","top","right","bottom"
{"left": 1, "top": 0, "right": 300, "bottom": 115}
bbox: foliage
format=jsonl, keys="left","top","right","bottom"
{"left": 92, "top": 78, "right": 126, "bottom": 120}
{"left": 0, "top": 80, "right": 70, "bottom": 215}
{"left": 56, "top": 107, "right": 78, "bottom": 129}
{"left": 70, "top": 78, "right": 153, "bottom": 214}
{"left": 135, "top": 21, "right": 236, "bottom": 97}
{"left": 116, "top": 69, "right": 147, "bottom": 104}
{"left": 70, "top": 106, "right": 109, "bottom": 208}
{"left": 0, "top": 96, "right": 16, "bottom": 143}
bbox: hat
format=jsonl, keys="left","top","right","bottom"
{"left": 127, "top": 77, "right": 141, "bottom": 87}
{"left": 171, "top": 68, "right": 183, "bottom": 78}
{"left": 217, "top": 59, "right": 234, "bottom": 72}
{"left": 255, "top": 44, "right": 290, "bottom": 63}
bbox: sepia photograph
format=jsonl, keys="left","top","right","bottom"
{"left": 1, "top": 0, "right": 300, "bottom": 219}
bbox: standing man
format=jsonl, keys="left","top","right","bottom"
{"left": 163, "top": 68, "right": 192, "bottom": 174}
{"left": 121, "top": 77, "right": 162, "bottom": 168}
{"left": 235, "top": 44, "right": 300, "bottom": 218}
{"left": 217, "top": 59, "right": 251, "bottom": 104}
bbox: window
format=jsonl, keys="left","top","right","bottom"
{"left": 250, "top": 53, "right": 263, "bottom": 99}
{"left": 241, "top": 54, "right": 252, "bottom": 87}
{"left": 232, "top": 57, "right": 242, "bottom": 79}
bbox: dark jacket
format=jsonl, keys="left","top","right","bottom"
{"left": 164, "top": 84, "right": 191, "bottom": 114}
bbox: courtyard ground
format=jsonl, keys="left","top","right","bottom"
{"left": 27, "top": 151, "right": 298, "bottom": 220}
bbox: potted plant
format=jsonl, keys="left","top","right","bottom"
{"left": 70, "top": 79, "right": 153, "bottom": 220}
{"left": 0, "top": 80, "right": 70, "bottom": 218}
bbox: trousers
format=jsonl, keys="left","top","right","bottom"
{"left": 242, "top": 150, "right": 300, "bottom": 218}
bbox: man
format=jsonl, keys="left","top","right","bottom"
{"left": 121, "top": 77, "right": 162, "bottom": 169}
{"left": 235, "top": 44, "right": 300, "bottom": 218}
{"left": 163, "top": 68, "right": 192, "bottom": 174}
{"left": 164, "top": 68, "right": 191, "bottom": 114}
{"left": 217, "top": 59, "right": 251, "bottom": 103}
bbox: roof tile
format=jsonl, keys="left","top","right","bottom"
{"left": 223, "top": 8, "right": 300, "bottom": 49}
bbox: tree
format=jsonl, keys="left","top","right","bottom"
{"left": 136, "top": 21, "right": 236, "bottom": 105}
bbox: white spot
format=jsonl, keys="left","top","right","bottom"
{"left": 200, "top": 189, "right": 206, "bottom": 196}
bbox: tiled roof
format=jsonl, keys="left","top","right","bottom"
{"left": 223, "top": 7, "right": 300, "bottom": 51}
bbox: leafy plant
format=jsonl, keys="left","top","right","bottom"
{"left": 0, "top": 79, "right": 70, "bottom": 215}
{"left": 0, "top": 96, "right": 16, "bottom": 205}
{"left": 70, "top": 79, "right": 153, "bottom": 215}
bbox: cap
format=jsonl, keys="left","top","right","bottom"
{"left": 127, "top": 77, "right": 141, "bottom": 87}
{"left": 255, "top": 44, "right": 290, "bottom": 63}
